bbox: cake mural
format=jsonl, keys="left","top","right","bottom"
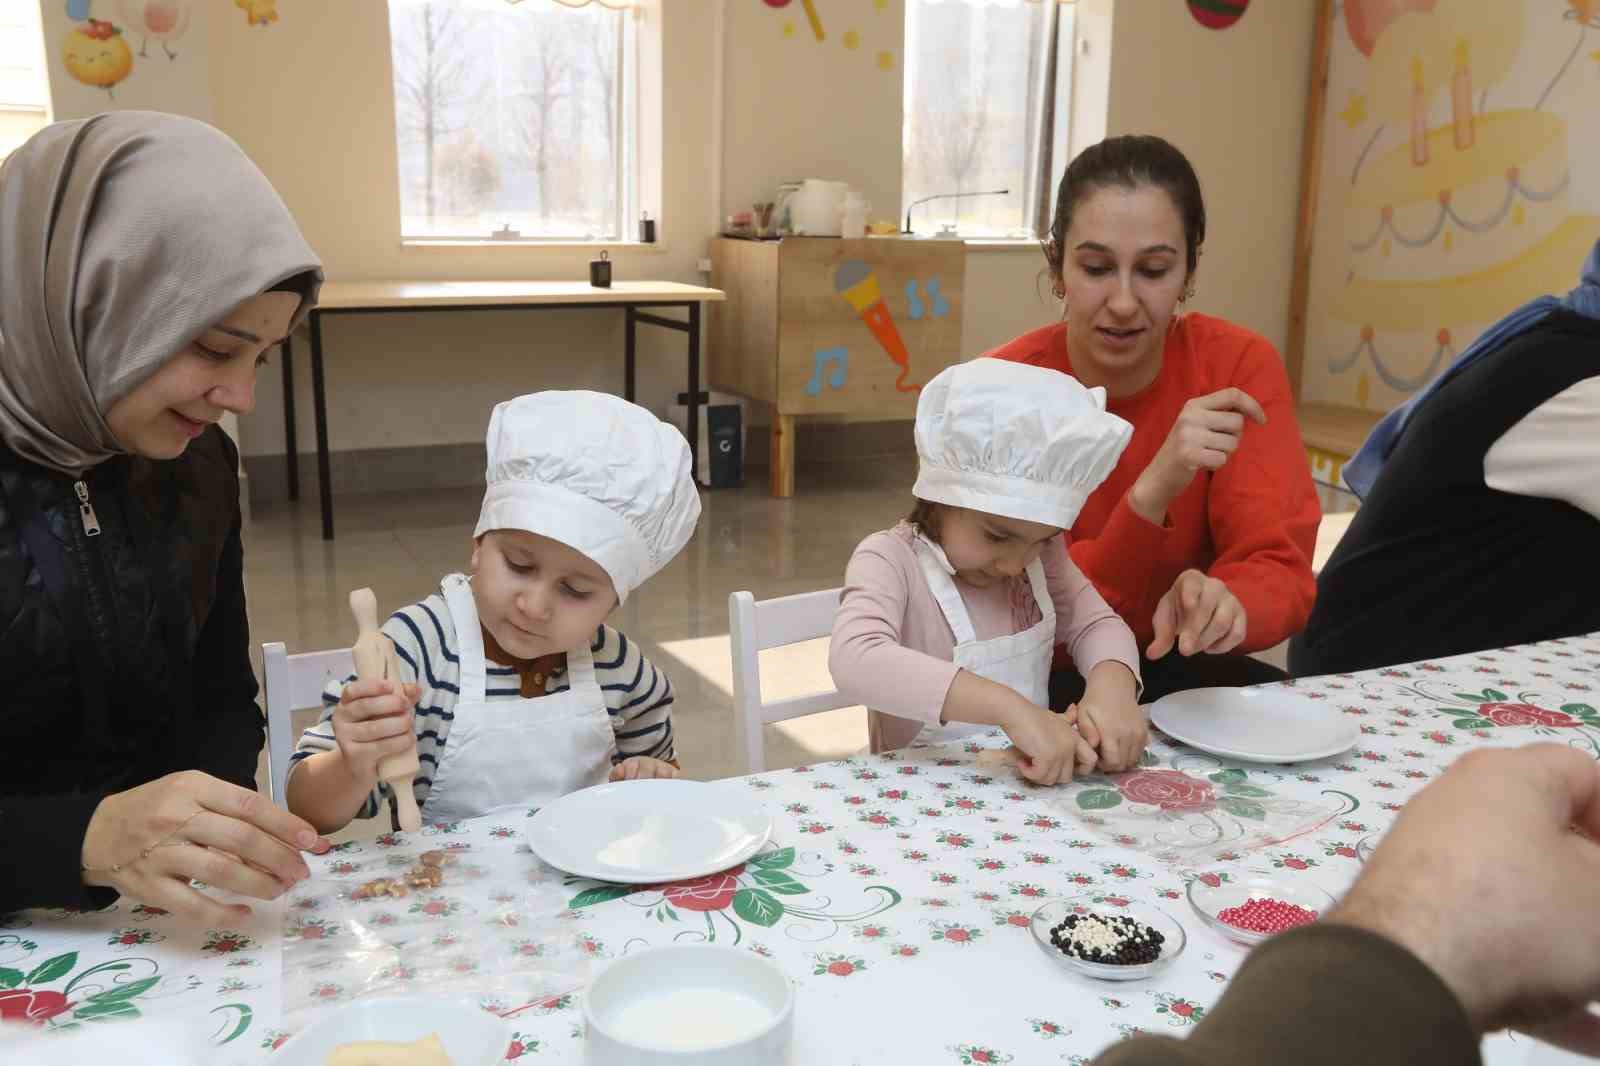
{"left": 1304, "top": 0, "right": 1600, "bottom": 414}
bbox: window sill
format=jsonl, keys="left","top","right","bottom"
{"left": 401, "top": 239, "right": 671, "bottom": 253}
{"left": 962, "top": 238, "right": 1043, "bottom": 252}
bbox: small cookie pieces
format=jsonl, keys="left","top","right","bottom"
{"left": 351, "top": 851, "right": 458, "bottom": 900}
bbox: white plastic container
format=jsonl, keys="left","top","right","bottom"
{"left": 789, "top": 179, "right": 847, "bottom": 236}
{"left": 584, "top": 944, "right": 795, "bottom": 1065}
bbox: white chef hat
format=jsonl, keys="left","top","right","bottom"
{"left": 912, "top": 359, "right": 1133, "bottom": 530}
{"left": 474, "top": 391, "right": 702, "bottom": 604}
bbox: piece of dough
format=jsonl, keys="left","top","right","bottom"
{"left": 974, "top": 748, "right": 1020, "bottom": 770}
{"left": 326, "top": 1033, "right": 453, "bottom": 1066}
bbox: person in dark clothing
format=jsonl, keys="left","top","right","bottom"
{"left": 0, "top": 112, "right": 330, "bottom": 922}
{"left": 1092, "top": 744, "right": 1600, "bottom": 1066}
{"left": 1292, "top": 240, "right": 1600, "bottom": 677}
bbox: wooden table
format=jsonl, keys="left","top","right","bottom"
{"left": 13, "top": 632, "right": 1599, "bottom": 1063}
{"left": 277, "top": 280, "right": 725, "bottom": 539}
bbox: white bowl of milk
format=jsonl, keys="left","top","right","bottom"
{"left": 583, "top": 944, "right": 795, "bottom": 1064}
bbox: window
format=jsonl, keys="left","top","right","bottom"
{"left": 0, "top": 0, "right": 50, "bottom": 162}
{"left": 902, "top": 0, "right": 1073, "bottom": 238}
{"left": 387, "top": 0, "right": 638, "bottom": 242}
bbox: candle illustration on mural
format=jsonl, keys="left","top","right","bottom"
{"left": 835, "top": 259, "right": 919, "bottom": 393}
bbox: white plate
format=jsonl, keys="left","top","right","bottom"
{"left": 1148, "top": 686, "right": 1360, "bottom": 764}
{"left": 274, "top": 995, "right": 509, "bottom": 1066}
{"left": 526, "top": 779, "right": 773, "bottom": 883}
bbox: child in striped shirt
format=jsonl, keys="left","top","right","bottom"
{"left": 286, "top": 391, "right": 702, "bottom": 831}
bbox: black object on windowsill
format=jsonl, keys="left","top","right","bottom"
{"left": 639, "top": 211, "right": 656, "bottom": 243}
{"left": 903, "top": 188, "right": 1010, "bottom": 235}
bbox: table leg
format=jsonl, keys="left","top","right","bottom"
{"left": 687, "top": 301, "right": 701, "bottom": 481}
{"left": 770, "top": 412, "right": 795, "bottom": 498}
{"left": 624, "top": 306, "right": 637, "bottom": 402}
{"left": 280, "top": 334, "right": 299, "bottom": 502}
{"left": 309, "top": 310, "right": 334, "bottom": 540}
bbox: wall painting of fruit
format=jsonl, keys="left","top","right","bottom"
{"left": 62, "top": 19, "right": 134, "bottom": 97}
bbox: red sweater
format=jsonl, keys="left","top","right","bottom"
{"left": 987, "top": 314, "right": 1318, "bottom": 654}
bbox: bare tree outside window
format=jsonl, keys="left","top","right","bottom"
{"left": 392, "top": 1, "right": 478, "bottom": 223}
{"left": 389, "top": 0, "right": 629, "bottom": 240}
{"left": 902, "top": 0, "right": 1061, "bottom": 237}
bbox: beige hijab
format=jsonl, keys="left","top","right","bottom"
{"left": 0, "top": 111, "right": 323, "bottom": 475}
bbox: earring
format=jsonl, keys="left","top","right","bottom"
{"left": 1182, "top": 279, "right": 1196, "bottom": 303}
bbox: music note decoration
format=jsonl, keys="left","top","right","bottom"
{"left": 804, "top": 346, "right": 850, "bottom": 396}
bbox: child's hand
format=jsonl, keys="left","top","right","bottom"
{"left": 1074, "top": 661, "right": 1146, "bottom": 772}
{"left": 610, "top": 756, "right": 681, "bottom": 782}
{"left": 1075, "top": 699, "right": 1148, "bottom": 772}
{"left": 999, "top": 701, "right": 1087, "bottom": 786}
{"left": 330, "top": 678, "right": 420, "bottom": 788}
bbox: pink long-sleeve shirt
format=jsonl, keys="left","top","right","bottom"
{"left": 829, "top": 522, "right": 1141, "bottom": 752}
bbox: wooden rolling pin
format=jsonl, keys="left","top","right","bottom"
{"left": 350, "top": 588, "right": 421, "bottom": 832}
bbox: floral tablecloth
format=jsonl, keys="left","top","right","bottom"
{"left": 5, "top": 633, "right": 1599, "bottom": 1064}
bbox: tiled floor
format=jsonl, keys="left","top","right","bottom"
{"left": 245, "top": 456, "right": 918, "bottom": 827}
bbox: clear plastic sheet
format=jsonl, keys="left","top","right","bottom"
{"left": 280, "top": 835, "right": 594, "bottom": 1033}
{"left": 1042, "top": 739, "right": 1353, "bottom": 869}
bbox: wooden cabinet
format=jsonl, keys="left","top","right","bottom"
{"left": 709, "top": 236, "right": 966, "bottom": 496}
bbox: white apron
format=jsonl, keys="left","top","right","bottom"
{"left": 424, "top": 573, "right": 616, "bottom": 820}
{"left": 911, "top": 536, "right": 1056, "bottom": 746}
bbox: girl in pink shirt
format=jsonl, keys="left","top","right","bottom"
{"left": 829, "top": 360, "right": 1146, "bottom": 781}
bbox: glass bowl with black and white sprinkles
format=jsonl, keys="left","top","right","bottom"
{"left": 1029, "top": 897, "right": 1185, "bottom": 981}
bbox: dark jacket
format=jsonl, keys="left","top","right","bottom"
{"left": 1293, "top": 311, "right": 1600, "bottom": 677}
{"left": 1096, "top": 924, "right": 1478, "bottom": 1066}
{"left": 0, "top": 426, "right": 262, "bottom": 914}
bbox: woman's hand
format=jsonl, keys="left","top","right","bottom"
{"left": 1130, "top": 388, "right": 1267, "bottom": 525}
{"left": 1148, "top": 569, "right": 1248, "bottom": 659}
{"left": 609, "top": 756, "right": 681, "bottom": 782}
{"left": 82, "top": 771, "right": 330, "bottom": 924}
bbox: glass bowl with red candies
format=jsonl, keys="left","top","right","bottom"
{"left": 1185, "top": 872, "right": 1335, "bottom": 947}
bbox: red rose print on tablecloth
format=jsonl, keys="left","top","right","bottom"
{"left": 658, "top": 865, "right": 745, "bottom": 912}
{"left": 928, "top": 921, "right": 982, "bottom": 945}
{"left": 505, "top": 1032, "right": 539, "bottom": 1059}
{"left": 0, "top": 988, "right": 74, "bottom": 1025}
{"left": 1116, "top": 770, "right": 1216, "bottom": 812}
{"left": 1479, "top": 702, "right": 1581, "bottom": 728}
{"left": 813, "top": 952, "right": 867, "bottom": 977}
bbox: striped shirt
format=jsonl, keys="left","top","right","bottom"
{"left": 288, "top": 585, "right": 676, "bottom": 820}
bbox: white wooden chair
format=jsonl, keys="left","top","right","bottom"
{"left": 261, "top": 642, "right": 354, "bottom": 806}
{"left": 728, "top": 587, "right": 852, "bottom": 774}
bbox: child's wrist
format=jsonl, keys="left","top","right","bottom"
{"left": 331, "top": 748, "right": 375, "bottom": 791}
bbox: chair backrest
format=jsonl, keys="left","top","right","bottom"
{"left": 261, "top": 641, "right": 355, "bottom": 806}
{"left": 728, "top": 587, "right": 850, "bottom": 774}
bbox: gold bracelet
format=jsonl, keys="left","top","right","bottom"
{"left": 82, "top": 810, "right": 204, "bottom": 877}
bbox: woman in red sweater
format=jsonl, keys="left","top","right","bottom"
{"left": 989, "top": 135, "right": 1318, "bottom": 709}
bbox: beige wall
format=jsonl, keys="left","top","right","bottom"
{"left": 1095, "top": 0, "right": 1317, "bottom": 356}
{"left": 31, "top": 0, "right": 1314, "bottom": 464}
{"left": 719, "top": 0, "right": 904, "bottom": 229}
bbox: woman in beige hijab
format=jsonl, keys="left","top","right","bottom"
{"left": 0, "top": 112, "right": 330, "bottom": 922}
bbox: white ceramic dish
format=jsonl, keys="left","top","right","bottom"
{"left": 1186, "top": 872, "right": 1336, "bottom": 947}
{"left": 274, "top": 995, "right": 510, "bottom": 1066}
{"left": 1029, "top": 897, "right": 1186, "bottom": 982}
{"left": 583, "top": 944, "right": 795, "bottom": 1065}
{"left": 1148, "top": 686, "right": 1360, "bottom": 764}
{"left": 526, "top": 779, "right": 773, "bottom": 883}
